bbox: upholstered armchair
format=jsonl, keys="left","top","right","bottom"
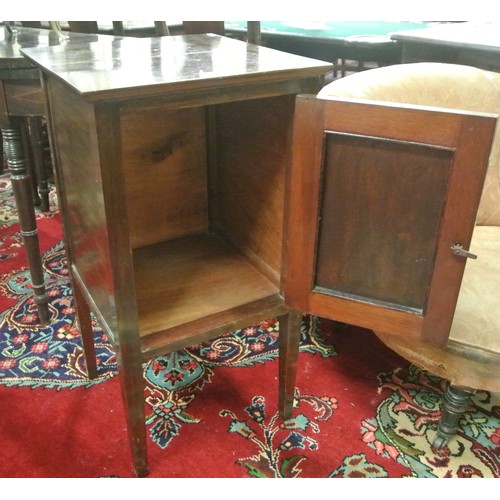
{"left": 318, "top": 62, "right": 500, "bottom": 449}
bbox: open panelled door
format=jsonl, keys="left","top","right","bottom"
{"left": 283, "top": 95, "right": 497, "bottom": 346}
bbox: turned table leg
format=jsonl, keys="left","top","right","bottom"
{"left": 433, "top": 385, "right": 473, "bottom": 450}
{"left": 2, "top": 126, "right": 50, "bottom": 325}
{"left": 24, "top": 116, "right": 50, "bottom": 212}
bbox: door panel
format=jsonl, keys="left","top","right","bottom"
{"left": 284, "top": 96, "right": 496, "bottom": 345}
{"left": 315, "top": 132, "right": 453, "bottom": 313}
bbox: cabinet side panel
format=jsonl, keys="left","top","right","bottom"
{"left": 121, "top": 106, "right": 208, "bottom": 249}
{"left": 315, "top": 133, "right": 453, "bottom": 312}
{"left": 214, "top": 96, "right": 294, "bottom": 284}
{"left": 46, "top": 78, "right": 116, "bottom": 328}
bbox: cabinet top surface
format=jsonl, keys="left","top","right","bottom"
{"left": 20, "top": 32, "right": 331, "bottom": 101}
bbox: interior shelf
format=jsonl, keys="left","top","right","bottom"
{"left": 133, "top": 232, "right": 281, "bottom": 339}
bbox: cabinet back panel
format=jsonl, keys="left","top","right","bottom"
{"left": 121, "top": 106, "right": 209, "bottom": 249}
{"left": 315, "top": 133, "right": 453, "bottom": 312}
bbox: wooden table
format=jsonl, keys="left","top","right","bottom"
{"left": 22, "top": 33, "right": 331, "bottom": 476}
{"left": 391, "top": 22, "right": 500, "bottom": 72}
{"left": 1, "top": 25, "right": 60, "bottom": 324}
{"left": 0, "top": 25, "right": 119, "bottom": 325}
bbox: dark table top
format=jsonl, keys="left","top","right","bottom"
{"left": 391, "top": 22, "right": 500, "bottom": 52}
{"left": 21, "top": 32, "right": 332, "bottom": 102}
{"left": 0, "top": 25, "right": 107, "bottom": 69}
{"left": 226, "top": 21, "right": 432, "bottom": 44}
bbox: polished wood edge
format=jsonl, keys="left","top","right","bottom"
{"left": 140, "top": 294, "right": 287, "bottom": 361}
{"left": 309, "top": 291, "right": 423, "bottom": 335}
{"left": 0, "top": 68, "right": 40, "bottom": 78}
{"left": 421, "top": 114, "right": 497, "bottom": 345}
{"left": 71, "top": 264, "right": 117, "bottom": 346}
{"left": 373, "top": 330, "right": 500, "bottom": 393}
{"left": 80, "top": 76, "right": 329, "bottom": 108}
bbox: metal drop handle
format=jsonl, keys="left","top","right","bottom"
{"left": 451, "top": 243, "right": 477, "bottom": 260}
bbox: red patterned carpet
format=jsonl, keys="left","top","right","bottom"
{"left": 0, "top": 175, "right": 499, "bottom": 478}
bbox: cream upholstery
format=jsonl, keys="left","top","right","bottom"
{"left": 319, "top": 63, "right": 500, "bottom": 357}
{"left": 452, "top": 226, "right": 500, "bottom": 353}
{"left": 319, "top": 63, "right": 500, "bottom": 226}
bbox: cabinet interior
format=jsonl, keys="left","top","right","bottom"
{"left": 121, "top": 95, "right": 293, "bottom": 338}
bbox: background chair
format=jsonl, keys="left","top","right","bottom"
{"left": 66, "top": 21, "right": 262, "bottom": 43}
{"left": 67, "top": 21, "right": 170, "bottom": 37}
{"left": 183, "top": 21, "right": 261, "bottom": 44}
{"left": 318, "top": 62, "right": 500, "bottom": 449}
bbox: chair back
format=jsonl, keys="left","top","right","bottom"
{"left": 319, "top": 63, "right": 500, "bottom": 226}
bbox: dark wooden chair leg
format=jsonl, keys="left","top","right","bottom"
{"left": 25, "top": 116, "right": 50, "bottom": 212}
{"left": 433, "top": 385, "right": 473, "bottom": 450}
{"left": 72, "top": 280, "right": 98, "bottom": 379}
{"left": 2, "top": 126, "right": 50, "bottom": 325}
{"left": 278, "top": 310, "right": 303, "bottom": 420}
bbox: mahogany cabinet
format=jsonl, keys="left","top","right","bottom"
{"left": 22, "top": 33, "right": 330, "bottom": 476}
